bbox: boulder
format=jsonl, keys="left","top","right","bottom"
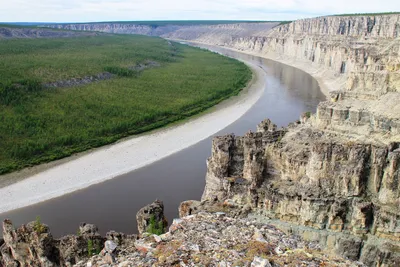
{"left": 136, "top": 200, "right": 168, "bottom": 235}
{"left": 0, "top": 219, "right": 59, "bottom": 266}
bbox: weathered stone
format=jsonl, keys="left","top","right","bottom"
{"left": 200, "top": 116, "right": 400, "bottom": 266}
{"left": 251, "top": 256, "right": 272, "bottom": 267}
{"left": 76, "top": 212, "right": 363, "bottom": 266}
{"left": 136, "top": 200, "right": 168, "bottom": 235}
{"left": 179, "top": 200, "right": 201, "bottom": 218}
{"left": 0, "top": 219, "right": 59, "bottom": 266}
{"left": 79, "top": 223, "right": 99, "bottom": 237}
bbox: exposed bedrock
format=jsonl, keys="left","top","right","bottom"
{"left": 163, "top": 15, "right": 400, "bottom": 142}
{"left": 196, "top": 119, "right": 400, "bottom": 266}
{"left": 136, "top": 199, "right": 168, "bottom": 236}
{"left": 0, "top": 220, "right": 108, "bottom": 266}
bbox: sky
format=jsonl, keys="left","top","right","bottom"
{"left": 1, "top": 0, "right": 400, "bottom": 23}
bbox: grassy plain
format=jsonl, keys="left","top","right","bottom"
{"left": 0, "top": 35, "right": 251, "bottom": 174}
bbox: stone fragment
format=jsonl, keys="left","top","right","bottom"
{"left": 136, "top": 200, "right": 168, "bottom": 236}
{"left": 251, "top": 256, "right": 272, "bottom": 267}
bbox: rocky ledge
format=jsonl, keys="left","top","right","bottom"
{"left": 0, "top": 201, "right": 363, "bottom": 267}
{"left": 182, "top": 118, "right": 400, "bottom": 267}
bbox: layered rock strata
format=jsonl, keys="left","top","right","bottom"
{"left": 193, "top": 119, "right": 400, "bottom": 266}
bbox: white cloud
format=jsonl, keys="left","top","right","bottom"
{"left": 1, "top": 0, "right": 399, "bottom": 22}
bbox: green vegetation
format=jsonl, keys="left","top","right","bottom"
{"left": 277, "top": 21, "right": 292, "bottom": 26}
{"left": 0, "top": 35, "right": 251, "bottom": 174}
{"left": 33, "top": 216, "right": 46, "bottom": 234}
{"left": 87, "top": 239, "right": 102, "bottom": 256}
{"left": 332, "top": 12, "right": 400, "bottom": 17}
{"left": 87, "top": 240, "right": 94, "bottom": 257}
{"left": 304, "top": 111, "right": 312, "bottom": 118}
{"left": 147, "top": 215, "right": 164, "bottom": 235}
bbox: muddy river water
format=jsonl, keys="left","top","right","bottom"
{"left": 0, "top": 45, "right": 325, "bottom": 237}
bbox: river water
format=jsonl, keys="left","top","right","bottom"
{"left": 0, "top": 45, "right": 325, "bottom": 237}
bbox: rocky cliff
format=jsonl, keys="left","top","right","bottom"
{"left": 189, "top": 119, "right": 399, "bottom": 266}
{"left": 164, "top": 15, "right": 400, "bottom": 267}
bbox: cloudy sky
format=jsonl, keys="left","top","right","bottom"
{"left": 2, "top": 0, "right": 400, "bottom": 23}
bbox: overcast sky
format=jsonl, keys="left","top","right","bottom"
{"left": 2, "top": 0, "right": 400, "bottom": 23}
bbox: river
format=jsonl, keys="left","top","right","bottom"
{"left": 0, "top": 45, "right": 325, "bottom": 237}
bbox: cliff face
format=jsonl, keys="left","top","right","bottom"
{"left": 198, "top": 119, "right": 400, "bottom": 266}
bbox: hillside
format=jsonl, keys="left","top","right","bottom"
{"left": 0, "top": 25, "right": 99, "bottom": 39}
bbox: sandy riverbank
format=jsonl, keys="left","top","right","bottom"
{"left": 0, "top": 57, "right": 267, "bottom": 214}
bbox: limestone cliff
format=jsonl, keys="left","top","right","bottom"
{"left": 195, "top": 118, "right": 400, "bottom": 266}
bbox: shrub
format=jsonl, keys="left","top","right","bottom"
{"left": 87, "top": 239, "right": 94, "bottom": 257}
{"left": 104, "top": 66, "right": 141, "bottom": 77}
{"left": 33, "top": 216, "right": 46, "bottom": 234}
{"left": 147, "top": 215, "right": 164, "bottom": 235}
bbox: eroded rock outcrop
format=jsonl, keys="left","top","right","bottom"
{"left": 77, "top": 212, "right": 362, "bottom": 267}
{"left": 0, "top": 220, "right": 107, "bottom": 266}
{"left": 198, "top": 119, "right": 400, "bottom": 266}
{"left": 136, "top": 200, "right": 168, "bottom": 236}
